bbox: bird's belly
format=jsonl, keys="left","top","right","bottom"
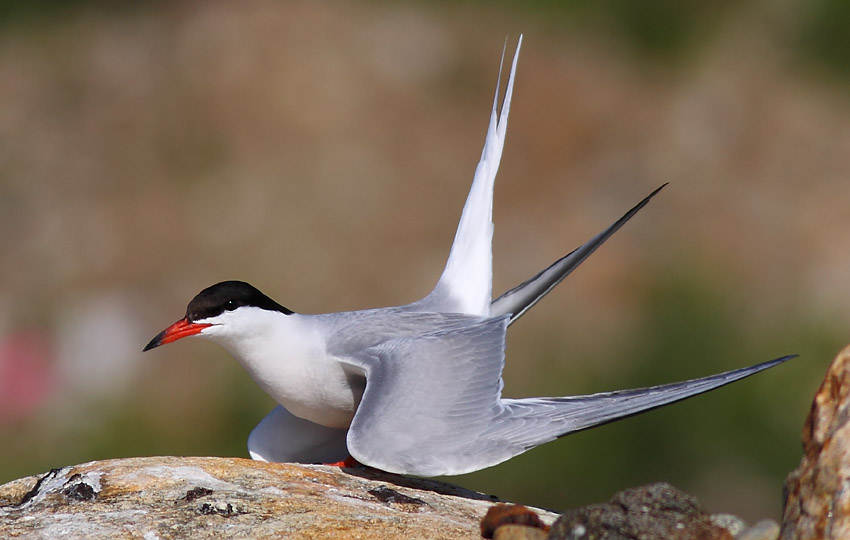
{"left": 243, "top": 354, "right": 365, "bottom": 429}
{"left": 271, "top": 378, "right": 362, "bottom": 429}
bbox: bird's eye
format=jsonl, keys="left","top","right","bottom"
{"left": 225, "top": 300, "right": 239, "bottom": 311}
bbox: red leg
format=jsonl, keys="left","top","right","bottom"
{"left": 324, "top": 456, "right": 362, "bottom": 468}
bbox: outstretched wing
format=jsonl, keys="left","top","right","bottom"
{"left": 341, "top": 316, "right": 511, "bottom": 476}
{"left": 412, "top": 37, "right": 522, "bottom": 315}
{"left": 343, "top": 338, "right": 794, "bottom": 477}
{"left": 491, "top": 183, "right": 667, "bottom": 324}
{"left": 486, "top": 355, "right": 797, "bottom": 453}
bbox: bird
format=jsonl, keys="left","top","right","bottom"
{"left": 144, "top": 36, "right": 794, "bottom": 477}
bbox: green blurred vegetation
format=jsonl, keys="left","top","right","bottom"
{"left": 528, "top": 0, "right": 738, "bottom": 62}
{"left": 797, "top": 0, "right": 850, "bottom": 81}
{"left": 3, "top": 0, "right": 849, "bottom": 80}
{"left": 0, "top": 0, "right": 153, "bottom": 26}
{"left": 422, "top": 0, "right": 850, "bottom": 77}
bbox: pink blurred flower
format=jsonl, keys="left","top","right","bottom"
{"left": 0, "top": 331, "right": 55, "bottom": 422}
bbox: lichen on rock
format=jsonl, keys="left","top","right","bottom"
{"left": 0, "top": 456, "right": 557, "bottom": 539}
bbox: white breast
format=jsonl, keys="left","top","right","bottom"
{"left": 202, "top": 309, "right": 364, "bottom": 428}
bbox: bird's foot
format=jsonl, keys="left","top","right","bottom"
{"left": 324, "top": 456, "right": 362, "bottom": 468}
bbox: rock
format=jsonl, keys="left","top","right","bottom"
{"left": 737, "top": 519, "right": 780, "bottom": 540}
{"left": 710, "top": 513, "right": 747, "bottom": 536}
{"left": 781, "top": 344, "right": 850, "bottom": 540}
{"left": 492, "top": 524, "right": 548, "bottom": 540}
{"left": 0, "top": 456, "right": 558, "bottom": 539}
{"left": 547, "top": 482, "right": 733, "bottom": 540}
{"left": 480, "top": 504, "right": 550, "bottom": 539}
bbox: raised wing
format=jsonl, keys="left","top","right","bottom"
{"left": 411, "top": 37, "right": 522, "bottom": 315}
{"left": 342, "top": 316, "right": 511, "bottom": 476}
{"left": 491, "top": 183, "right": 667, "bottom": 324}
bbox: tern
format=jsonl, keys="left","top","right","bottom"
{"left": 144, "top": 36, "right": 793, "bottom": 476}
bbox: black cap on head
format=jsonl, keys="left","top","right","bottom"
{"left": 186, "top": 281, "right": 293, "bottom": 322}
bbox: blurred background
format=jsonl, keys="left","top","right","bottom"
{"left": 1, "top": 0, "right": 848, "bottom": 523}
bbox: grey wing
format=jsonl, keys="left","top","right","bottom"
{"left": 341, "top": 316, "right": 513, "bottom": 477}
{"left": 343, "top": 339, "right": 793, "bottom": 477}
{"left": 491, "top": 183, "right": 666, "bottom": 324}
{"left": 487, "top": 354, "right": 796, "bottom": 451}
{"left": 247, "top": 405, "right": 349, "bottom": 465}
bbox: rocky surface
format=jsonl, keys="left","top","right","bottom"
{"left": 0, "top": 454, "right": 794, "bottom": 539}
{"left": 0, "top": 456, "right": 558, "bottom": 539}
{"left": 2, "top": 455, "right": 783, "bottom": 540}
{"left": 781, "top": 344, "right": 850, "bottom": 540}
{"left": 548, "top": 482, "right": 734, "bottom": 540}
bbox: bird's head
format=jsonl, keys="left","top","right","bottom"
{"left": 143, "top": 280, "right": 293, "bottom": 351}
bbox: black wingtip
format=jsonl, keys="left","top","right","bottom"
{"left": 633, "top": 182, "right": 668, "bottom": 212}
{"left": 493, "top": 182, "right": 671, "bottom": 324}
{"left": 767, "top": 354, "right": 798, "bottom": 367}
